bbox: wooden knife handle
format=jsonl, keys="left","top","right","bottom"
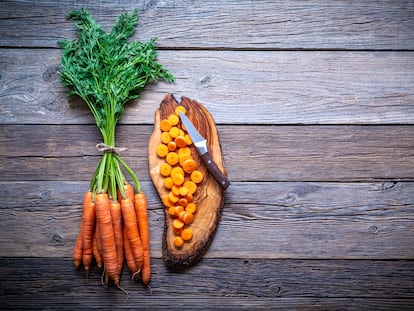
{"left": 201, "top": 152, "right": 230, "bottom": 190}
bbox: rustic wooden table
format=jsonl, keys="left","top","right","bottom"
{"left": 1, "top": 0, "right": 414, "bottom": 309}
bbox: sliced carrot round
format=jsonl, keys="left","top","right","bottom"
{"left": 168, "top": 192, "right": 179, "bottom": 203}
{"left": 172, "top": 173, "right": 185, "bottom": 186}
{"left": 168, "top": 206, "right": 176, "bottom": 216}
{"left": 178, "top": 197, "right": 188, "bottom": 207}
{"left": 191, "top": 170, "right": 204, "bottom": 183}
{"left": 175, "top": 105, "right": 187, "bottom": 116}
{"left": 174, "top": 236, "right": 184, "bottom": 248}
{"left": 167, "top": 141, "right": 177, "bottom": 151}
{"left": 156, "top": 144, "right": 169, "bottom": 158}
{"left": 175, "top": 136, "right": 187, "bottom": 148}
{"left": 160, "top": 119, "right": 172, "bottom": 132}
{"left": 184, "top": 134, "right": 192, "bottom": 145}
{"left": 185, "top": 202, "right": 197, "bottom": 214}
{"left": 174, "top": 205, "right": 184, "bottom": 215}
{"left": 179, "top": 186, "right": 189, "bottom": 197}
{"left": 163, "top": 195, "right": 173, "bottom": 207}
{"left": 182, "top": 158, "right": 197, "bottom": 173}
{"left": 161, "top": 132, "right": 172, "bottom": 144}
{"left": 164, "top": 177, "right": 173, "bottom": 189}
{"left": 160, "top": 163, "right": 172, "bottom": 177}
{"left": 181, "top": 228, "right": 193, "bottom": 241}
{"left": 185, "top": 193, "right": 194, "bottom": 203}
{"left": 182, "top": 212, "right": 194, "bottom": 225}
{"left": 170, "top": 166, "right": 184, "bottom": 178}
{"left": 166, "top": 152, "right": 179, "bottom": 165}
{"left": 168, "top": 114, "right": 179, "bottom": 126}
{"left": 169, "top": 126, "right": 181, "bottom": 138}
{"left": 179, "top": 153, "right": 193, "bottom": 167}
{"left": 183, "top": 181, "right": 197, "bottom": 194}
{"left": 173, "top": 219, "right": 184, "bottom": 230}
{"left": 177, "top": 147, "right": 191, "bottom": 157}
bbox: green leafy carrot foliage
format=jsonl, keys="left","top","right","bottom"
{"left": 59, "top": 9, "right": 174, "bottom": 199}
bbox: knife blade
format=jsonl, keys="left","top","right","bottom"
{"left": 179, "top": 111, "right": 230, "bottom": 190}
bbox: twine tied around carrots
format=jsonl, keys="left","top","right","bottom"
{"left": 96, "top": 142, "right": 128, "bottom": 155}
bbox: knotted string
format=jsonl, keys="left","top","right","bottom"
{"left": 96, "top": 142, "right": 127, "bottom": 155}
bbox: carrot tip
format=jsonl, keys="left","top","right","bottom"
{"left": 131, "top": 269, "right": 141, "bottom": 281}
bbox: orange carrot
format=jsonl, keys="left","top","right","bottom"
{"left": 135, "top": 192, "right": 151, "bottom": 285}
{"left": 181, "top": 228, "right": 193, "bottom": 241}
{"left": 94, "top": 193, "right": 119, "bottom": 286}
{"left": 174, "top": 236, "right": 184, "bottom": 248}
{"left": 92, "top": 226, "right": 102, "bottom": 269}
{"left": 110, "top": 200, "right": 124, "bottom": 276}
{"left": 123, "top": 183, "right": 135, "bottom": 202}
{"left": 80, "top": 191, "right": 95, "bottom": 273}
{"left": 73, "top": 228, "right": 83, "bottom": 269}
{"left": 121, "top": 197, "right": 144, "bottom": 271}
{"left": 123, "top": 225, "right": 138, "bottom": 276}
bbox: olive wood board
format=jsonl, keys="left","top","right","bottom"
{"left": 148, "top": 93, "right": 228, "bottom": 270}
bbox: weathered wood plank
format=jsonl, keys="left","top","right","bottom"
{"left": 1, "top": 258, "right": 414, "bottom": 310}
{"left": 1, "top": 0, "right": 413, "bottom": 50}
{"left": 2, "top": 125, "right": 414, "bottom": 182}
{"left": 1, "top": 49, "right": 414, "bottom": 125}
{"left": 1, "top": 181, "right": 413, "bottom": 258}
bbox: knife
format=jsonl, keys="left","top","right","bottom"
{"left": 179, "top": 111, "right": 231, "bottom": 190}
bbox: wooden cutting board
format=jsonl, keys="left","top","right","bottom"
{"left": 148, "top": 93, "right": 228, "bottom": 270}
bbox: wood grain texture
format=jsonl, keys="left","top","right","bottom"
{"left": 1, "top": 0, "right": 413, "bottom": 50}
{"left": 1, "top": 0, "right": 414, "bottom": 307}
{"left": 1, "top": 49, "right": 414, "bottom": 125}
{"left": 1, "top": 181, "right": 413, "bottom": 259}
{"left": 1, "top": 258, "right": 414, "bottom": 310}
{"left": 2, "top": 124, "right": 414, "bottom": 182}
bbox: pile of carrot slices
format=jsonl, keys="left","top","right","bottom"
{"left": 156, "top": 106, "right": 204, "bottom": 248}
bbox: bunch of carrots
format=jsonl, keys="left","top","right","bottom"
{"left": 74, "top": 183, "right": 150, "bottom": 288}
{"left": 58, "top": 9, "right": 174, "bottom": 292}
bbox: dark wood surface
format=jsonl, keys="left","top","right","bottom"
{"left": 1, "top": 0, "right": 414, "bottom": 309}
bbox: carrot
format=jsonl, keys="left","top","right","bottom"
{"left": 182, "top": 158, "right": 197, "bottom": 173}
{"left": 185, "top": 202, "right": 197, "bottom": 214}
{"left": 174, "top": 135, "right": 187, "bottom": 148}
{"left": 123, "top": 183, "right": 135, "bottom": 202}
{"left": 164, "top": 177, "right": 173, "bottom": 189}
{"left": 169, "top": 126, "right": 181, "bottom": 138}
{"left": 135, "top": 192, "right": 151, "bottom": 285}
{"left": 160, "top": 119, "right": 172, "bottom": 132}
{"left": 166, "top": 152, "right": 179, "bottom": 165}
{"left": 81, "top": 191, "right": 95, "bottom": 273}
{"left": 175, "top": 105, "right": 186, "bottom": 116}
{"left": 160, "top": 163, "right": 172, "bottom": 177}
{"left": 172, "top": 173, "right": 184, "bottom": 186}
{"left": 73, "top": 228, "right": 83, "bottom": 269}
{"left": 156, "top": 144, "right": 169, "bottom": 158}
{"left": 183, "top": 180, "right": 197, "bottom": 194}
{"left": 94, "top": 193, "right": 120, "bottom": 286}
{"left": 168, "top": 113, "right": 179, "bottom": 126}
{"left": 191, "top": 170, "right": 204, "bottom": 184}
{"left": 178, "top": 153, "right": 192, "bottom": 167}
{"left": 161, "top": 131, "right": 172, "bottom": 144}
{"left": 121, "top": 197, "right": 144, "bottom": 271}
{"left": 110, "top": 200, "right": 124, "bottom": 277}
{"left": 167, "top": 141, "right": 177, "bottom": 151}
{"left": 173, "top": 236, "right": 184, "bottom": 248}
{"left": 181, "top": 228, "right": 193, "bottom": 241}
{"left": 184, "top": 134, "right": 192, "bottom": 145}
{"left": 92, "top": 226, "right": 102, "bottom": 269}
{"left": 173, "top": 219, "right": 184, "bottom": 230}
{"left": 123, "top": 225, "right": 138, "bottom": 276}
